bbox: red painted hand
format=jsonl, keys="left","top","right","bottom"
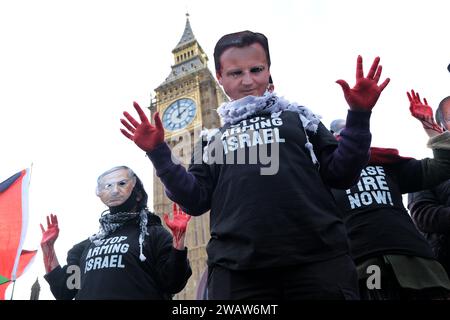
{"left": 120, "top": 101, "right": 164, "bottom": 152}
{"left": 40, "top": 214, "right": 59, "bottom": 248}
{"left": 407, "top": 89, "right": 443, "bottom": 134}
{"left": 163, "top": 203, "right": 191, "bottom": 249}
{"left": 336, "top": 55, "right": 390, "bottom": 111}
{"left": 40, "top": 214, "right": 60, "bottom": 273}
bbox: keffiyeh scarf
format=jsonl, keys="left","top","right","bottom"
{"left": 89, "top": 209, "right": 149, "bottom": 261}
{"left": 202, "top": 92, "right": 322, "bottom": 165}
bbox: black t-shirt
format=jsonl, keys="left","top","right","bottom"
{"left": 332, "top": 163, "right": 435, "bottom": 262}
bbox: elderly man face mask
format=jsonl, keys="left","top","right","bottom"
{"left": 96, "top": 168, "right": 137, "bottom": 208}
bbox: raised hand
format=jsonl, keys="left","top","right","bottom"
{"left": 336, "top": 55, "right": 390, "bottom": 111}
{"left": 40, "top": 214, "right": 59, "bottom": 248}
{"left": 120, "top": 101, "right": 164, "bottom": 152}
{"left": 407, "top": 90, "right": 443, "bottom": 136}
{"left": 40, "top": 214, "right": 60, "bottom": 273}
{"left": 163, "top": 203, "right": 191, "bottom": 250}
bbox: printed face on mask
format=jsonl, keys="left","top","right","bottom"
{"left": 216, "top": 43, "right": 271, "bottom": 101}
{"left": 96, "top": 168, "right": 137, "bottom": 207}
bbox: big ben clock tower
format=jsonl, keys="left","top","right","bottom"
{"left": 150, "top": 14, "right": 228, "bottom": 299}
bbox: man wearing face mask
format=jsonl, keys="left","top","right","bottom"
{"left": 120, "top": 30, "right": 390, "bottom": 300}
{"left": 409, "top": 96, "right": 450, "bottom": 277}
{"left": 40, "top": 166, "right": 192, "bottom": 300}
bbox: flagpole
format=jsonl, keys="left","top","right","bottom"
{"left": 29, "top": 162, "right": 34, "bottom": 186}
{"left": 10, "top": 280, "right": 16, "bottom": 300}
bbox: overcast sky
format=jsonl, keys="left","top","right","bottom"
{"left": 1, "top": 0, "right": 449, "bottom": 299}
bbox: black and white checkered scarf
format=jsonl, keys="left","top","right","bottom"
{"left": 89, "top": 209, "right": 149, "bottom": 261}
{"left": 202, "top": 92, "right": 322, "bottom": 165}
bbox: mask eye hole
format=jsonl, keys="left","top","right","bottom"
{"left": 250, "top": 66, "right": 264, "bottom": 73}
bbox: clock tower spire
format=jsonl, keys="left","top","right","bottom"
{"left": 158, "top": 13, "right": 209, "bottom": 88}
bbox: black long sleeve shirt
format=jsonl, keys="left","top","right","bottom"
{"left": 44, "top": 213, "right": 191, "bottom": 300}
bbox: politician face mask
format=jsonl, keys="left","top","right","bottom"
{"left": 96, "top": 168, "right": 137, "bottom": 208}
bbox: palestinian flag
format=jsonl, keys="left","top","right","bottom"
{"left": 0, "top": 169, "right": 37, "bottom": 299}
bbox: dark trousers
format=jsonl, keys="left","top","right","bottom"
{"left": 359, "top": 263, "right": 450, "bottom": 300}
{"left": 207, "top": 254, "right": 359, "bottom": 300}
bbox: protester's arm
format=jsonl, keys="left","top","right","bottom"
{"left": 314, "top": 111, "right": 371, "bottom": 188}
{"left": 320, "top": 56, "right": 390, "bottom": 188}
{"left": 120, "top": 102, "right": 213, "bottom": 215}
{"left": 163, "top": 203, "right": 191, "bottom": 250}
{"left": 408, "top": 190, "right": 450, "bottom": 233}
{"left": 408, "top": 89, "right": 443, "bottom": 138}
{"left": 43, "top": 240, "right": 88, "bottom": 300}
{"left": 394, "top": 134, "right": 450, "bottom": 193}
{"left": 147, "top": 142, "right": 214, "bottom": 215}
{"left": 152, "top": 225, "right": 192, "bottom": 295}
{"left": 387, "top": 92, "right": 450, "bottom": 193}
{"left": 40, "top": 214, "right": 60, "bottom": 273}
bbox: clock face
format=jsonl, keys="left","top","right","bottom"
{"left": 162, "top": 98, "right": 197, "bottom": 131}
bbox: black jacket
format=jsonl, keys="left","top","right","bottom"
{"left": 408, "top": 179, "right": 450, "bottom": 275}
{"left": 44, "top": 212, "right": 192, "bottom": 300}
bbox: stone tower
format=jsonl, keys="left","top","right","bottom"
{"left": 150, "top": 14, "right": 227, "bottom": 299}
{"left": 30, "top": 278, "right": 40, "bottom": 300}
